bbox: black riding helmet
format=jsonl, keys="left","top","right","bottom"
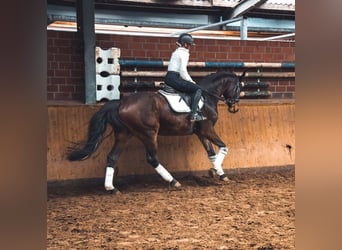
{"left": 176, "top": 33, "right": 195, "bottom": 46}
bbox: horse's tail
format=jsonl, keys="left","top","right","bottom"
{"left": 67, "top": 100, "right": 122, "bottom": 161}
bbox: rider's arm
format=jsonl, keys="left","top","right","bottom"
{"left": 178, "top": 49, "right": 195, "bottom": 83}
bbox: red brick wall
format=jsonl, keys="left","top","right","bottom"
{"left": 47, "top": 30, "right": 295, "bottom": 101}
{"left": 47, "top": 31, "right": 85, "bottom": 101}
{"left": 95, "top": 34, "right": 295, "bottom": 62}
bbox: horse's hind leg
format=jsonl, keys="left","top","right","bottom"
{"left": 104, "top": 131, "right": 131, "bottom": 193}
{"left": 142, "top": 135, "right": 181, "bottom": 188}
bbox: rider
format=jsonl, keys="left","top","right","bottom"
{"left": 165, "top": 33, "right": 206, "bottom": 122}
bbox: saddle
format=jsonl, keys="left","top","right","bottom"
{"left": 158, "top": 84, "right": 204, "bottom": 113}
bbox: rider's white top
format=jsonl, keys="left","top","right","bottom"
{"left": 167, "top": 47, "right": 195, "bottom": 83}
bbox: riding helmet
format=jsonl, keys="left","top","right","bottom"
{"left": 177, "top": 33, "right": 195, "bottom": 46}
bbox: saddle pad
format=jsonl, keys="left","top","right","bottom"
{"left": 158, "top": 90, "right": 204, "bottom": 113}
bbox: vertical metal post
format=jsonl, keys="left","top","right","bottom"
{"left": 240, "top": 17, "right": 248, "bottom": 40}
{"left": 77, "top": 0, "right": 96, "bottom": 104}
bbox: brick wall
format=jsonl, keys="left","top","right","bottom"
{"left": 47, "top": 31, "right": 85, "bottom": 101}
{"left": 47, "top": 30, "right": 295, "bottom": 101}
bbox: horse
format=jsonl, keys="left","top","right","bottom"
{"left": 67, "top": 70, "right": 245, "bottom": 193}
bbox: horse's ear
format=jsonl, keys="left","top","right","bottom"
{"left": 239, "top": 70, "right": 247, "bottom": 81}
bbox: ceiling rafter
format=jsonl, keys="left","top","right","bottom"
{"left": 230, "top": 0, "right": 268, "bottom": 18}
{"left": 47, "top": 0, "right": 295, "bottom": 41}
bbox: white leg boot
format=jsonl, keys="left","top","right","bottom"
{"left": 104, "top": 166, "right": 115, "bottom": 191}
{"left": 209, "top": 147, "right": 229, "bottom": 181}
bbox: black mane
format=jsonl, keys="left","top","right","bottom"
{"left": 199, "top": 70, "right": 237, "bottom": 85}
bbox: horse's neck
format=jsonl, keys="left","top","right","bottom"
{"left": 199, "top": 72, "right": 236, "bottom": 96}
{"left": 199, "top": 81, "right": 225, "bottom": 96}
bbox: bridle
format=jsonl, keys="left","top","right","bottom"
{"left": 224, "top": 80, "right": 241, "bottom": 106}
{"left": 199, "top": 80, "right": 240, "bottom": 102}
{"left": 198, "top": 73, "right": 243, "bottom": 113}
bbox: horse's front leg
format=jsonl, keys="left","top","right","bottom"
{"left": 197, "top": 135, "right": 229, "bottom": 182}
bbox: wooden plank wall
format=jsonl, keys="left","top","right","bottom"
{"left": 47, "top": 101, "right": 295, "bottom": 181}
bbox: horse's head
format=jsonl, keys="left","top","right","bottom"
{"left": 199, "top": 70, "right": 246, "bottom": 113}
{"left": 223, "top": 71, "right": 246, "bottom": 113}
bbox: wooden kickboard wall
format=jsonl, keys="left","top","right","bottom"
{"left": 47, "top": 101, "right": 295, "bottom": 181}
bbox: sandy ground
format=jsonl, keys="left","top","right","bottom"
{"left": 47, "top": 167, "right": 295, "bottom": 249}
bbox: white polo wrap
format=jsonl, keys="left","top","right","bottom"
{"left": 155, "top": 164, "right": 173, "bottom": 183}
{"left": 104, "top": 167, "right": 115, "bottom": 190}
{"left": 209, "top": 147, "right": 228, "bottom": 176}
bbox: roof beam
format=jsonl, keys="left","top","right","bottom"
{"left": 76, "top": 0, "right": 96, "bottom": 104}
{"left": 258, "top": 32, "right": 295, "bottom": 41}
{"left": 230, "top": 0, "right": 267, "bottom": 18}
{"left": 169, "top": 16, "right": 243, "bottom": 36}
{"left": 225, "top": 17, "right": 295, "bottom": 33}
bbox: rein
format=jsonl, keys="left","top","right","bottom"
{"left": 200, "top": 87, "right": 226, "bottom": 103}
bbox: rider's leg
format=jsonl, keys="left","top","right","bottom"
{"left": 190, "top": 89, "right": 206, "bottom": 121}
{"left": 190, "top": 88, "right": 202, "bottom": 115}
{"left": 165, "top": 73, "right": 205, "bottom": 121}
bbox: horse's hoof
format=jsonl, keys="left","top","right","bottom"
{"left": 109, "top": 188, "right": 121, "bottom": 195}
{"left": 170, "top": 179, "right": 182, "bottom": 188}
{"left": 219, "top": 174, "right": 229, "bottom": 182}
{"left": 208, "top": 168, "right": 216, "bottom": 178}
{"left": 173, "top": 181, "right": 181, "bottom": 188}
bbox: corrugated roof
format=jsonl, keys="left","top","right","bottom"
{"left": 212, "top": 0, "right": 295, "bottom": 10}
{"left": 260, "top": 0, "right": 295, "bottom": 10}
{"left": 95, "top": 0, "right": 295, "bottom": 10}
{"left": 267, "top": 0, "right": 295, "bottom": 6}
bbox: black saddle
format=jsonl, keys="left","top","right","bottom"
{"left": 162, "top": 84, "right": 192, "bottom": 106}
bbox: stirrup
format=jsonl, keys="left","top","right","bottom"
{"left": 190, "top": 112, "right": 207, "bottom": 122}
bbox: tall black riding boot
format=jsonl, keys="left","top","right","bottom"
{"left": 189, "top": 89, "right": 206, "bottom": 122}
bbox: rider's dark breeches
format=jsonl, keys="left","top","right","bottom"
{"left": 165, "top": 71, "right": 202, "bottom": 114}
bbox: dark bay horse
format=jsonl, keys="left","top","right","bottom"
{"left": 67, "top": 70, "right": 245, "bottom": 193}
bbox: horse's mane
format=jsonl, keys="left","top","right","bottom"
{"left": 198, "top": 70, "right": 237, "bottom": 85}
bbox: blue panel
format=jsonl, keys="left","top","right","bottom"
{"left": 205, "top": 62, "right": 244, "bottom": 67}
{"left": 119, "top": 60, "right": 294, "bottom": 69}
{"left": 119, "top": 60, "right": 164, "bottom": 67}
{"left": 281, "top": 63, "right": 295, "bottom": 68}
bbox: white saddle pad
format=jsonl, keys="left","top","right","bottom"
{"left": 158, "top": 90, "right": 204, "bottom": 113}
